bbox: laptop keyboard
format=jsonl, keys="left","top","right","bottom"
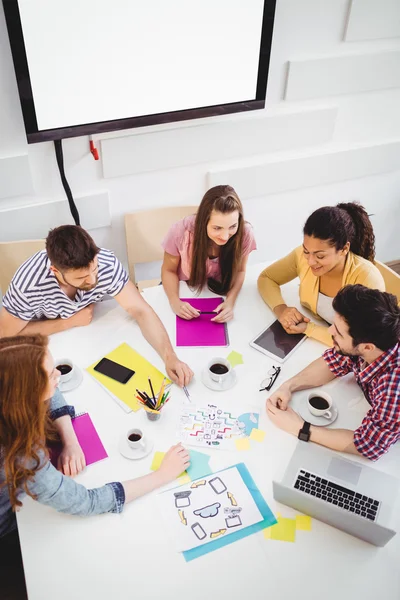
{"left": 294, "top": 469, "right": 380, "bottom": 521}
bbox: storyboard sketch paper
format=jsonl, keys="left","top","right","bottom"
{"left": 159, "top": 466, "right": 264, "bottom": 552}
{"left": 178, "top": 404, "right": 260, "bottom": 449}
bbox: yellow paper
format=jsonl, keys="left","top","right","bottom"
{"left": 234, "top": 437, "right": 251, "bottom": 451}
{"left": 295, "top": 515, "right": 312, "bottom": 531}
{"left": 150, "top": 451, "right": 165, "bottom": 471}
{"left": 87, "top": 343, "right": 171, "bottom": 411}
{"left": 151, "top": 451, "right": 187, "bottom": 479}
{"left": 263, "top": 527, "right": 272, "bottom": 540}
{"left": 249, "top": 428, "right": 266, "bottom": 443}
{"left": 269, "top": 517, "right": 296, "bottom": 543}
{"left": 227, "top": 350, "right": 244, "bottom": 368}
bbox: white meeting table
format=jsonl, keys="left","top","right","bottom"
{"left": 17, "top": 263, "right": 400, "bottom": 600}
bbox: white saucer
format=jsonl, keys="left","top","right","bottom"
{"left": 118, "top": 436, "right": 154, "bottom": 460}
{"left": 201, "top": 368, "right": 237, "bottom": 392}
{"left": 58, "top": 367, "right": 84, "bottom": 393}
{"left": 298, "top": 397, "right": 338, "bottom": 427}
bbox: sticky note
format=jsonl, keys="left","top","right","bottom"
{"left": 295, "top": 515, "right": 312, "bottom": 531}
{"left": 227, "top": 350, "right": 244, "bottom": 368}
{"left": 150, "top": 451, "right": 165, "bottom": 471}
{"left": 263, "top": 527, "right": 272, "bottom": 540}
{"left": 187, "top": 450, "right": 212, "bottom": 481}
{"left": 235, "top": 437, "right": 251, "bottom": 451}
{"left": 249, "top": 428, "right": 266, "bottom": 443}
{"left": 177, "top": 474, "right": 191, "bottom": 485}
{"left": 269, "top": 517, "right": 296, "bottom": 543}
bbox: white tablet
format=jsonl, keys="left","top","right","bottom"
{"left": 249, "top": 319, "right": 306, "bottom": 363}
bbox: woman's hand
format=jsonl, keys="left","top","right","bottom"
{"left": 211, "top": 299, "right": 234, "bottom": 323}
{"left": 58, "top": 441, "right": 86, "bottom": 477}
{"left": 171, "top": 299, "right": 200, "bottom": 320}
{"left": 159, "top": 444, "right": 190, "bottom": 483}
{"left": 275, "top": 305, "right": 309, "bottom": 331}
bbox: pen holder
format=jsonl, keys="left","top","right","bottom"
{"left": 143, "top": 405, "right": 162, "bottom": 421}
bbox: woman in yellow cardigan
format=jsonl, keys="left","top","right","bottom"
{"left": 258, "top": 202, "right": 385, "bottom": 346}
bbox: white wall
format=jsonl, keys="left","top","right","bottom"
{"left": 1, "top": 0, "right": 400, "bottom": 284}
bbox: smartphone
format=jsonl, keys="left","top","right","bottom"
{"left": 93, "top": 357, "right": 135, "bottom": 384}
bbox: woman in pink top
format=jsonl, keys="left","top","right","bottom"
{"left": 161, "top": 185, "right": 257, "bottom": 322}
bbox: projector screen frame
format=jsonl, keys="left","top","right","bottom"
{"left": 3, "top": 0, "right": 277, "bottom": 144}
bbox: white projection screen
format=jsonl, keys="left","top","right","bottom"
{"left": 3, "top": 0, "right": 276, "bottom": 142}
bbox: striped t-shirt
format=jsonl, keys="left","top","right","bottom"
{"left": 3, "top": 249, "right": 129, "bottom": 321}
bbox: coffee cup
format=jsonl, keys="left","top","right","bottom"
{"left": 55, "top": 358, "right": 74, "bottom": 384}
{"left": 207, "top": 357, "right": 231, "bottom": 386}
{"left": 307, "top": 391, "right": 333, "bottom": 420}
{"left": 127, "top": 428, "right": 146, "bottom": 451}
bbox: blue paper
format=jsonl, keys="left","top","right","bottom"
{"left": 183, "top": 463, "right": 277, "bottom": 561}
{"left": 187, "top": 450, "right": 212, "bottom": 480}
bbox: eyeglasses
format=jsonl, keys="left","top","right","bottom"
{"left": 259, "top": 366, "right": 281, "bottom": 392}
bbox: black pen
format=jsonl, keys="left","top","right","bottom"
{"left": 200, "top": 311, "right": 216, "bottom": 314}
{"left": 148, "top": 377, "right": 156, "bottom": 402}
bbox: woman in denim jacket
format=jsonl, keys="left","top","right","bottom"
{"left": 0, "top": 334, "right": 189, "bottom": 540}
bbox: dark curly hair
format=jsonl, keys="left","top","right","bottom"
{"left": 303, "top": 202, "right": 375, "bottom": 261}
{"left": 333, "top": 285, "right": 400, "bottom": 350}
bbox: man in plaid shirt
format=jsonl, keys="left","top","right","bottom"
{"left": 266, "top": 285, "right": 400, "bottom": 461}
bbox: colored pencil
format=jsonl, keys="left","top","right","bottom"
{"left": 148, "top": 377, "right": 156, "bottom": 402}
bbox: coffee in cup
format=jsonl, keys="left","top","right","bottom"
{"left": 207, "top": 357, "right": 231, "bottom": 385}
{"left": 55, "top": 358, "right": 74, "bottom": 384}
{"left": 127, "top": 428, "right": 146, "bottom": 451}
{"left": 307, "top": 391, "right": 333, "bottom": 420}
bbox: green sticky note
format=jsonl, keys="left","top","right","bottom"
{"left": 295, "top": 515, "right": 312, "bottom": 531}
{"left": 227, "top": 350, "right": 244, "bottom": 368}
{"left": 269, "top": 517, "right": 296, "bottom": 542}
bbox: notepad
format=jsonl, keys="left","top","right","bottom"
{"left": 87, "top": 343, "right": 171, "bottom": 412}
{"left": 50, "top": 412, "right": 108, "bottom": 467}
{"left": 176, "top": 298, "right": 229, "bottom": 347}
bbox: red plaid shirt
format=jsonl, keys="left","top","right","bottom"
{"left": 323, "top": 343, "right": 400, "bottom": 461}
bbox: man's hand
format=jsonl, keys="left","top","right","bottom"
{"left": 267, "top": 384, "right": 292, "bottom": 410}
{"left": 68, "top": 304, "right": 95, "bottom": 328}
{"left": 171, "top": 300, "right": 200, "bottom": 320}
{"left": 57, "top": 441, "right": 86, "bottom": 477}
{"left": 284, "top": 321, "right": 308, "bottom": 335}
{"left": 165, "top": 353, "right": 194, "bottom": 387}
{"left": 211, "top": 299, "right": 234, "bottom": 323}
{"left": 275, "top": 305, "right": 309, "bottom": 330}
{"left": 266, "top": 399, "right": 303, "bottom": 436}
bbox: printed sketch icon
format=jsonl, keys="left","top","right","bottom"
{"left": 174, "top": 491, "right": 192, "bottom": 508}
{"left": 193, "top": 502, "right": 221, "bottom": 519}
{"left": 191, "top": 522, "right": 207, "bottom": 541}
{"left": 178, "top": 510, "right": 187, "bottom": 526}
{"left": 210, "top": 529, "right": 227, "bottom": 539}
{"left": 227, "top": 491, "right": 237, "bottom": 506}
{"left": 225, "top": 515, "right": 242, "bottom": 528}
{"left": 209, "top": 477, "right": 227, "bottom": 495}
{"left": 191, "top": 479, "right": 206, "bottom": 489}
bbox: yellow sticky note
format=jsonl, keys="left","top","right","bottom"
{"left": 249, "top": 428, "right": 266, "bottom": 443}
{"left": 235, "top": 437, "right": 251, "bottom": 451}
{"left": 269, "top": 517, "right": 296, "bottom": 543}
{"left": 295, "top": 515, "right": 312, "bottom": 531}
{"left": 150, "top": 451, "right": 165, "bottom": 471}
{"left": 227, "top": 350, "right": 244, "bottom": 368}
{"left": 263, "top": 527, "right": 272, "bottom": 540}
{"left": 177, "top": 474, "right": 191, "bottom": 484}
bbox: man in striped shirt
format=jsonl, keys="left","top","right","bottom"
{"left": 266, "top": 285, "right": 400, "bottom": 461}
{"left": 0, "top": 225, "right": 193, "bottom": 387}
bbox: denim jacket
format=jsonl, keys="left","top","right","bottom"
{"left": 0, "top": 388, "right": 125, "bottom": 538}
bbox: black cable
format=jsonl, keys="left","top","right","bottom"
{"left": 54, "top": 139, "right": 80, "bottom": 225}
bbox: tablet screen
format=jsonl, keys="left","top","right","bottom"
{"left": 253, "top": 320, "right": 305, "bottom": 359}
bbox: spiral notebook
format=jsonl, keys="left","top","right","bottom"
{"left": 50, "top": 412, "right": 108, "bottom": 467}
{"left": 176, "top": 297, "right": 229, "bottom": 347}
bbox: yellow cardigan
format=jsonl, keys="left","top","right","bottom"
{"left": 257, "top": 246, "right": 385, "bottom": 346}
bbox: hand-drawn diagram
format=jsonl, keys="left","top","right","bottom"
{"left": 227, "top": 491, "right": 237, "bottom": 506}
{"left": 174, "top": 491, "right": 192, "bottom": 508}
{"left": 178, "top": 405, "right": 260, "bottom": 449}
{"left": 191, "top": 479, "right": 206, "bottom": 489}
{"left": 178, "top": 510, "right": 187, "bottom": 525}
{"left": 193, "top": 502, "right": 221, "bottom": 518}
{"left": 209, "top": 477, "right": 227, "bottom": 495}
{"left": 210, "top": 529, "right": 227, "bottom": 539}
{"left": 225, "top": 515, "right": 242, "bottom": 528}
{"left": 191, "top": 522, "right": 207, "bottom": 540}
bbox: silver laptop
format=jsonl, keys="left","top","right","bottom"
{"left": 273, "top": 442, "right": 400, "bottom": 547}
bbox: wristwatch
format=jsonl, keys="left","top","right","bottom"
{"left": 298, "top": 421, "right": 311, "bottom": 442}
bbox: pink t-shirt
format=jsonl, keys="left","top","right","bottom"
{"left": 162, "top": 214, "right": 257, "bottom": 281}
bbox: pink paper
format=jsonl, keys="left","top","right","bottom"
{"left": 50, "top": 413, "right": 108, "bottom": 467}
{"left": 176, "top": 297, "right": 229, "bottom": 347}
